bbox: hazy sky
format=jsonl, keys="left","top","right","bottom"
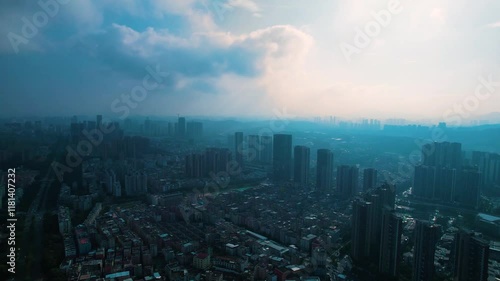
{"left": 1, "top": 0, "right": 499, "bottom": 120}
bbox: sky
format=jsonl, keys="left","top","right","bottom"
{"left": 1, "top": 0, "right": 500, "bottom": 122}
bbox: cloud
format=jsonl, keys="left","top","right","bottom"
{"left": 227, "top": 0, "right": 259, "bottom": 12}
{"left": 1, "top": 0, "right": 499, "bottom": 119}
{"left": 228, "top": 0, "right": 262, "bottom": 18}
{"left": 429, "top": 8, "right": 446, "bottom": 24}
{"left": 81, "top": 25, "right": 266, "bottom": 79}
{"left": 0, "top": 0, "right": 315, "bottom": 116}
{"left": 484, "top": 21, "right": 500, "bottom": 29}
{"left": 70, "top": 22, "right": 314, "bottom": 84}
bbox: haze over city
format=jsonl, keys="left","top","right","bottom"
{"left": 1, "top": 1, "right": 500, "bottom": 281}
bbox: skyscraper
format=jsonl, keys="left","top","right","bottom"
{"left": 113, "top": 181, "right": 122, "bottom": 197}
{"left": 379, "top": 208, "right": 403, "bottom": 277}
{"left": 368, "top": 183, "right": 397, "bottom": 262}
{"left": 413, "top": 165, "right": 436, "bottom": 199}
{"left": 294, "top": 145, "right": 310, "bottom": 187}
{"left": 454, "top": 168, "right": 481, "bottom": 208}
{"left": 377, "top": 183, "right": 396, "bottom": 208}
{"left": 234, "top": 132, "right": 244, "bottom": 169}
{"left": 434, "top": 166, "right": 456, "bottom": 202}
{"left": 413, "top": 220, "right": 440, "bottom": 281}
{"left": 422, "top": 141, "right": 462, "bottom": 169}
{"left": 185, "top": 153, "right": 205, "bottom": 178}
{"left": 416, "top": 141, "right": 466, "bottom": 204}
{"left": 337, "top": 165, "right": 359, "bottom": 199}
{"left": 104, "top": 170, "right": 116, "bottom": 195}
{"left": 316, "top": 149, "right": 334, "bottom": 192}
{"left": 351, "top": 198, "right": 373, "bottom": 261}
{"left": 363, "top": 168, "right": 377, "bottom": 191}
{"left": 273, "top": 134, "right": 292, "bottom": 182}
{"left": 177, "top": 117, "right": 186, "bottom": 137}
{"left": 96, "top": 114, "right": 102, "bottom": 129}
{"left": 471, "top": 151, "right": 500, "bottom": 188}
{"left": 486, "top": 153, "right": 499, "bottom": 187}
{"left": 204, "top": 148, "right": 232, "bottom": 176}
{"left": 124, "top": 171, "right": 148, "bottom": 196}
{"left": 453, "top": 229, "right": 489, "bottom": 281}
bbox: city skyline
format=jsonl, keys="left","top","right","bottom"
{"left": 1, "top": 112, "right": 499, "bottom": 280}
{"left": 1, "top": 1, "right": 500, "bottom": 280}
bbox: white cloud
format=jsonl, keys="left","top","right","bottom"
{"left": 484, "top": 21, "right": 500, "bottom": 28}
{"left": 227, "top": 0, "right": 260, "bottom": 13}
{"left": 2, "top": 0, "right": 500, "bottom": 119}
{"left": 429, "top": 8, "right": 446, "bottom": 24}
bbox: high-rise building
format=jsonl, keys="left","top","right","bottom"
{"left": 177, "top": 117, "right": 186, "bottom": 137}
{"left": 96, "top": 114, "right": 102, "bottom": 129}
{"left": 413, "top": 220, "right": 440, "bottom": 281}
{"left": 487, "top": 153, "right": 500, "bottom": 186}
{"left": 337, "top": 165, "right": 359, "bottom": 199}
{"left": 260, "top": 135, "right": 273, "bottom": 164}
{"left": 316, "top": 149, "right": 334, "bottom": 192}
{"left": 186, "top": 148, "right": 232, "bottom": 178}
{"left": 422, "top": 141, "right": 462, "bottom": 169}
{"left": 124, "top": 171, "right": 148, "bottom": 196}
{"left": 104, "top": 169, "right": 116, "bottom": 195}
{"left": 234, "top": 132, "right": 244, "bottom": 169}
{"left": 416, "top": 141, "right": 466, "bottom": 204}
{"left": 113, "top": 181, "right": 122, "bottom": 197}
{"left": 367, "top": 183, "right": 397, "bottom": 262}
{"left": 414, "top": 163, "right": 476, "bottom": 207}
{"left": 471, "top": 152, "right": 500, "bottom": 188}
{"left": 204, "top": 148, "right": 232, "bottom": 176}
{"left": 413, "top": 165, "right": 436, "bottom": 199}
{"left": 379, "top": 208, "right": 403, "bottom": 277}
{"left": 374, "top": 183, "right": 396, "bottom": 208}
{"left": 247, "top": 135, "right": 260, "bottom": 163}
{"left": 185, "top": 153, "right": 205, "bottom": 178}
{"left": 363, "top": 168, "right": 377, "bottom": 191}
{"left": 434, "top": 167, "right": 456, "bottom": 202}
{"left": 454, "top": 168, "right": 481, "bottom": 208}
{"left": 453, "top": 229, "right": 489, "bottom": 281}
{"left": 368, "top": 193, "right": 383, "bottom": 261}
{"left": 351, "top": 198, "right": 373, "bottom": 261}
{"left": 294, "top": 146, "right": 310, "bottom": 187}
{"left": 273, "top": 134, "right": 292, "bottom": 182}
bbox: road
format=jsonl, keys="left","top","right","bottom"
{"left": 17, "top": 165, "right": 54, "bottom": 281}
{"left": 399, "top": 198, "right": 479, "bottom": 216}
{"left": 33, "top": 175, "right": 54, "bottom": 280}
